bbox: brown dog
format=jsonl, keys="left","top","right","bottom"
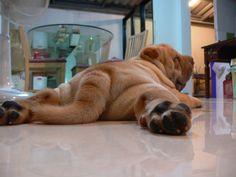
{"left": 0, "top": 44, "right": 202, "bottom": 135}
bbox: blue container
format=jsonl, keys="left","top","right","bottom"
{"left": 210, "top": 62, "right": 216, "bottom": 98}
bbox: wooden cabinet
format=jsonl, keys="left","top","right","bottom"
{"left": 28, "top": 59, "right": 66, "bottom": 91}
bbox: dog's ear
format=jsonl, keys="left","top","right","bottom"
{"left": 140, "top": 47, "right": 159, "bottom": 60}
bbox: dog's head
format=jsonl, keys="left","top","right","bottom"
{"left": 139, "top": 44, "right": 194, "bottom": 91}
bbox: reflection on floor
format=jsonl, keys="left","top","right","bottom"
{"left": 0, "top": 99, "right": 236, "bottom": 177}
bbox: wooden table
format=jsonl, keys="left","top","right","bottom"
{"left": 27, "top": 59, "right": 66, "bottom": 91}
{"left": 202, "top": 38, "right": 236, "bottom": 98}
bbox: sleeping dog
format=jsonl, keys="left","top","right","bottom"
{"left": 0, "top": 44, "right": 202, "bottom": 135}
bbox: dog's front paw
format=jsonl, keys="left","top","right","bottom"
{"left": 0, "top": 101, "right": 30, "bottom": 125}
{"left": 192, "top": 97, "right": 202, "bottom": 108}
{"left": 148, "top": 101, "right": 192, "bottom": 135}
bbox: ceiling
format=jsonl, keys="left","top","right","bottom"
{"left": 49, "top": 0, "right": 142, "bottom": 15}
{"left": 49, "top": 0, "right": 214, "bottom": 25}
{"left": 190, "top": 0, "right": 214, "bottom": 25}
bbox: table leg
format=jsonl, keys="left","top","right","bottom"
{"left": 204, "top": 52, "right": 210, "bottom": 98}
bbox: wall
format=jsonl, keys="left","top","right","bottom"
{"left": 145, "top": 19, "right": 153, "bottom": 45}
{"left": 134, "top": 18, "right": 153, "bottom": 45}
{"left": 214, "top": 0, "right": 236, "bottom": 40}
{"left": 152, "top": 0, "right": 192, "bottom": 94}
{"left": 191, "top": 24, "right": 215, "bottom": 73}
{"left": 152, "top": 0, "right": 191, "bottom": 54}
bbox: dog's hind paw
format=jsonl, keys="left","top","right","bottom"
{"left": 0, "top": 101, "right": 30, "bottom": 125}
{"left": 148, "top": 101, "right": 192, "bottom": 135}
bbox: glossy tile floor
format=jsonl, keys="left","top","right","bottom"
{"left": 0, "top": 98, "right": 236, "bottom": 177}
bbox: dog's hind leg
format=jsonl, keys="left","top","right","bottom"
{"left": 0, "top": 71, "right": 111, "bottom": 125}
{"left": 134, "top": 88, "right": 193, "bottom": 135}
{"left": 0, "top": 88, "right": 61, "bottom": 125}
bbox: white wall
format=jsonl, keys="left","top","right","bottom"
{"left": 191, "top": 24, "right": 215, "bottom": 73}
{"left": 214, "top": 0, "right": 236, "bottom": 40}
{"left": 26, "top": 8, "right": 124, "bottom": 59}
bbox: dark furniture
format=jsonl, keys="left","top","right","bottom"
{"left": 202, "top": 38, "right": 236, "bottom": 98}
{"left": 71, "top": 64, "right": 89, "bottom": 76}
{"left": 193, "top": 73, "right": 206, "bottom": 97}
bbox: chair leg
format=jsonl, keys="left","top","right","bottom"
{"left": 24, "top": 68, "right": 30, "bottom": 91}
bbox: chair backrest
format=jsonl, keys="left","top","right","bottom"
{"left": 125, "top": 30, "right": 148, "bottom": 60}
{"left": 18, "top": 25, "right": 31, "bottom": 91}
{"left": 101, "top": 40, "right": 111, "bottom": 61}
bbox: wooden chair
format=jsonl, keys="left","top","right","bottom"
{"left": 125, "top": 30, "right": 148, "bottom": 60}
{"left": 18, "top": 26, "right": 31, "bottom": 91}
{"left": 101, "top": 40, "right": 111, "bottom": 61}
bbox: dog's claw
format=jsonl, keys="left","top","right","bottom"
{"left": 10, "top": 111, "right": 20, "bottom": 120}
{"left": 0, "top": 107, "right": 5, "bottom": 118}
{"left": 2, "top": 101, "right": 23, "bottom": 111}
{"left": 6, "top": 111, "right": 20, "bottom": 125}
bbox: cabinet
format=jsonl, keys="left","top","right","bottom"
{"left": 28, "top": 59, "right": 66, "bottom": 91}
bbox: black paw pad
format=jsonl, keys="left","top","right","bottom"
{"left": 171, "top": 112, "right": 187, "bottom": 128}
{"left": 162, "top": 115, "right": 177, "bottom": 133}
{"left": 176, "top": 103, "right": 191, "bottom": 114}
{"left": 151, "top": 101, "right": 171, "bottom": 115}
{"left": 162, "top": 112, "right": 188, "bottom": 135}
{"left": 6, "top": 111, "right": 20, "bottom": 125}
{"left": 0, "top": 107, "right": 5, "bottom": 118}
{"left": 149, "top": 119, "right": 162, "bottom": 133}
{"left": 2, "top": 101, "right": 23, "bottom": 111}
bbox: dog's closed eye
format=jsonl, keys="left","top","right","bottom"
{"left": 173, "top": 56, "right": 181, "bottom": 69}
